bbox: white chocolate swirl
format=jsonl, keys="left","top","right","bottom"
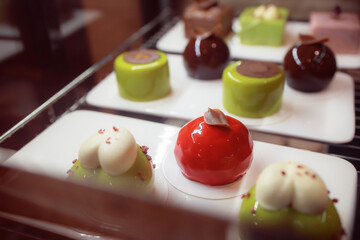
{"left": 78, "top": 127, "right": 137, "bottom": 176}
{"left": 255, "top": 161, "right": 329, "bottom": 214}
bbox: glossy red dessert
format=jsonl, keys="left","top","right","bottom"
{"left": 183, "top": 33, "right": 230, "bottom": 80}
{"left": 284, "top": 34, "right": 336, "bottom": 92}
{"left": 174, "top": 108, "right": 253, "bottom": 186}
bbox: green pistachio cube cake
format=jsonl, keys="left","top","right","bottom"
{"left": 238, "top": 5, "right": 289, "bottom": 46}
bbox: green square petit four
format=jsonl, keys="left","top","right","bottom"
{"left": 239, "top": 5, "right": 289, "bottom": 46}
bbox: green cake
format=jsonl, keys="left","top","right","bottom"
{"left": 238, "top": 161, "right": 343, "bottom": 240}
{"left": 114, "top": 49, "right": 170, "bottom": 101}
{"left": 222, "top": 60, "right": 284, "bottom": 118}
{"left": 238, "top": 5, "right": 289, "bottom": 46}
{"left": 70, "top": 145, "right": 153, "bottom": 192}
{"left": 68, "top": 126, "right": 154, "bottom": 193}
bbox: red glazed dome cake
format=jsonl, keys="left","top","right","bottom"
{"left": 174, "top": 108, "right": 253, "bottom": 186}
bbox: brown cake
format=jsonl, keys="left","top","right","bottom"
{"left": 183, "top": 0, "right": 234, "bottom": 38}
{"left": 283, "top": 35, "right": 337, "bottom": 92}
{"left": 183, "top": 32, "right": 230, "bottom": 80}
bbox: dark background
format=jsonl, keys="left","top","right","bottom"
{"left": 0, "top": 0, "right": 162, "bottom": 136}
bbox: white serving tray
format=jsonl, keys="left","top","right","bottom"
{"left": 2, "top": 110, "right": 357, "bottom": 240}
{"left": 4, "top": 111, "right": 172, "bottom": 202}
{"left": 163, "top": 140, "right": 357, "bottom": 240}
{"left": 156, "top": 20, "right": 360, "bottom": 69}
{"left": 86, "top": 54, "right": 355, "bottom": 144}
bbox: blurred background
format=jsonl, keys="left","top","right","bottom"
{"left": 0, "top": 0, "right": 359, "bottom": 137}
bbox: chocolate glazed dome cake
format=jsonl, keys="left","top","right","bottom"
{"left": 183, "top": 31, "right": 230, "bottom": 80}
{"left": 284, "top": 34, "right": 337, "bottom": 92}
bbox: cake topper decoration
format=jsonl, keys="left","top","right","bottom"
{"left": 299, "top": 34, "right": 329, "bottom": 45}
{"left": 188, "top": 22, "right": 222, "bottom": 39}
{"left": 236, "top": 60, "right": 281, "bottom": 78}
{"left": 78, "top": 126, "right": 138, "bottom": 176}
{"left": 332, "top": 5, "right": 342, "bottom": 19}
{"left": 123, "top": 49, "right": 160, "bottom": 64}
{"left": 253, "top": 4, "right": 281, "bottom": 19}
{"left": 195, "top": 0, "right": 218, "bottom": 10}
{"left": 204, "top": 108, "right": 230, "bottom": 127}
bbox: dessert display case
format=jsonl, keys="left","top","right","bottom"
{"left": 1, "top": 2, "right": 360, "bottom": 240}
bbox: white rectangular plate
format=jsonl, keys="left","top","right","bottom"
{"left": 156, "top": 20, "right": 360, "bottom": 69}
{"left": 86, "top": 54, "right": 355, "bottom": 144}
{"left": 3, "top": 110, "right": 357, "bottom": 240}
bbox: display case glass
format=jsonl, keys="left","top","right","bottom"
{"left": 1, "top": 1, "right": 359, "bottom": 239}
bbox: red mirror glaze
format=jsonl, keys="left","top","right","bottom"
{"left": 174, "top": 115, "right": 253, "bottom": 186}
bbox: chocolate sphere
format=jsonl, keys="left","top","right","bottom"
{"left": 284, "top": 40, "right": 336, "bottom": 92}
{"left": 183, "top": 34, "right": 230, "bottom": 80}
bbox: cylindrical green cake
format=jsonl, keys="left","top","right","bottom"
{"left": 114, "top": 49, "right": 170, "bottom": 101}
{"left": 222, "top": 60, "right": 284, "bottom": 118}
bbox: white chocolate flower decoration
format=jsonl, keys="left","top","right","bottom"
{"left": 78, "top": 126, "right": 137, "bottom": 176}
{"left": 253, "top": 4, "right": 281, "bottom": 20}
{"left": 255, "top": 161, "right": 329, "bottom": 214}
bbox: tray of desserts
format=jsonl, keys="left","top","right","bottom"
{"left": 156, "top": 3, "right": 360, "bottom": 69}
{"left": 3, "top": 110, "right": 357, "bottom": 240}
{"left": 86, "top": 53, "right": 355, "bottom": 144}
{"left": 4, "top": 110, "right": 171, "bottom": 201}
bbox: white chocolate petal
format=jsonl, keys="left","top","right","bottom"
{"left": 255, "top": 161, "right": 329, "bottom": 215}
{"left": 98, "top": 127, "right": 137, "bottom": 176}
{"left": 78, "top": 132, "right": 103, "bottom": 169}
{"left": 292, "top": 171, "right": 329, "bottom": 214}
{"left": 256, "top": 161, "right": 294, "bottom": 210}
{"left": 263, "top": 5, "right": 280, "bottom": 19}
{"left": 253, "top": 5, "right": 266, "bottom": 18}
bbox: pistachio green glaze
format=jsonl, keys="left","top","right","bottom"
{"left": 238, "top": 7, "right": 289, "bottom": 46}
{"left": 114, "top": 50, "right": 170, "bottom": 101}
{"left": 70, "top": 145, "right": 153, "bottom": 192}
{"left": 222, "top": 61, "right": 284, "bottom": 118}
{"left": 239, "top": 186, "right": 343, "bottom": 240}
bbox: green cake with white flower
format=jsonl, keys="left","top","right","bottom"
{"left": 239, "top": 161, "right": 343, "bottom": 240}
{"left": 68, "top": 126, "right": 153, "bottom": 192}
{"left": 238, "top": 5, "right": 289, "bottom": 46}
